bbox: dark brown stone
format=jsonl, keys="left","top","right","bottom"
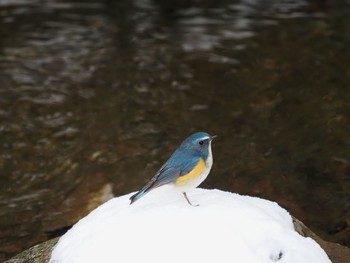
{"left": 293, "top": 217, "right": 350, "bottom": 263}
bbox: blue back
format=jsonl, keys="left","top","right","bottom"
{"left": 154, "top": 132, "right": 211, "bottom": 185}
{"left": 129, "top": 132, "right": 213, "bottom": 204}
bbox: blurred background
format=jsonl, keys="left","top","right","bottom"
{"left": 0, "top": 0, "right": 349, "bottom": 260}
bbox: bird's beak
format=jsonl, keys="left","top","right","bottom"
{"left": 210, "top": 135, "right": 217, "bottom": 141}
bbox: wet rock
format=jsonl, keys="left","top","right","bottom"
{"left": 6, "top": 216, "right": 350, "bottom": 263}
{"left": 293, "top": 217, "right": 350, "bottom": 263}
{"left": 42, "top": 174, "right": 114, "bottom": 235}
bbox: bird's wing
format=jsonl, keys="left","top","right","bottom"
{"left": 129, "top": 151, "right": 200, "bottom": 204}
{"left": 142, "top": 154, "right": 200, "bottom": 190}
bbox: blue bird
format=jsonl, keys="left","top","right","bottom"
{"left": 129, "top": 132, "right": 216, "bottom": 206}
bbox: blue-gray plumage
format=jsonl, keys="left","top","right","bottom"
{"left": 129, "top": 132, "right": 216, "bottom": 206}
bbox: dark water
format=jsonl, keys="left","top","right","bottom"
{"left": 0, "top": 0, "right": 349, "bottom": 259}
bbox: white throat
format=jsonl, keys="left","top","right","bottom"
{"left": 205, "top": 140, "right": 213, "bottom": 168}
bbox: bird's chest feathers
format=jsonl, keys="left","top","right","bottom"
{"left": 175, "top": 155, "right": 212, "bottom": 189}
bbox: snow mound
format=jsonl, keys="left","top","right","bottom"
{"left": 50, "top": 187, "right": 330, "bottom": 263}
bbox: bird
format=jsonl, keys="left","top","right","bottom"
{"left": 129, "top": 132, "right": 216, "bottom": 206}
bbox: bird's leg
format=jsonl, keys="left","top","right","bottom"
{"left": 182, "top": 192, "right": 199, "bottom": 207}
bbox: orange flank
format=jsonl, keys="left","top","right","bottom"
{"left": 176, "top": 158, "right": 205, "bottom": 186}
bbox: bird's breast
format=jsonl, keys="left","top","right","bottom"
{"left": 174, "top": 154, "right": 212, "bottom": 191}
{"left": 176, "top": 158, "right": 206, "bottom": 186}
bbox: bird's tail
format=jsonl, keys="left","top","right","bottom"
{"left": 129, "top": 179, "right": 157, "bottom": 204}
{"left": 129, "top": 189, "right": 147, "bottom": 204}
{"left": 129, "top": 172, "right": 166, "bottom": 204}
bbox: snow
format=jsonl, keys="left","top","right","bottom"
{"left": 49, "top": 187, "right": 331, "bottom": 263}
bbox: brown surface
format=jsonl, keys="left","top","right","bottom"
{"left": 293, "top": 217, "right": 350, "bottom": 263}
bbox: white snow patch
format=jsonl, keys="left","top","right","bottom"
{"left": 50, "top": 187, "right": 331, "bottom": 263}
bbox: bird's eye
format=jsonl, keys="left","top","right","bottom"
{"left": 199, "top": 140, "right": 204, "bottom": 145}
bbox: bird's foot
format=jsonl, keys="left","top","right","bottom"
{"left": 183, "top": 192, "right": 200, "bottom": 207}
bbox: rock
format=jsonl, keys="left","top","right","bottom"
{"left": 6, "top": 218, "right": 350, "bottom": 263}
{"left": 292, "top": 217, "right": 350, "bottom": 263}
{"left": 5, "top": 238, "right": 58, "bottom": 263}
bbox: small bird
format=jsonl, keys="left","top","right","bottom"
{"left": 130, "top": 132, "right": 216, "bottom": 206}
